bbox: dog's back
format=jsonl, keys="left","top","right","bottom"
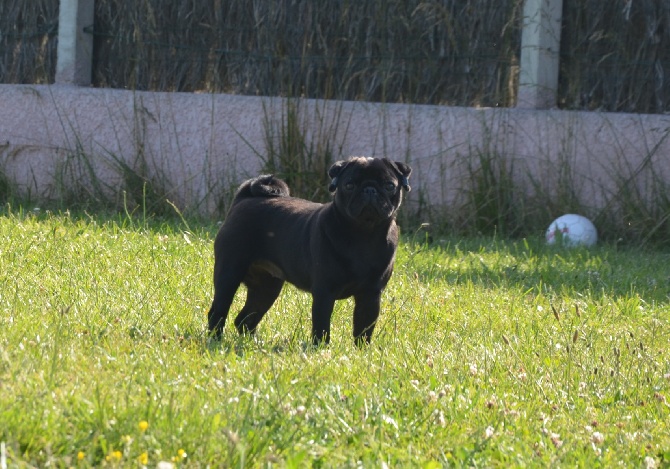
{"left": 232, "top": 175, "right": 290, "bottom": 204}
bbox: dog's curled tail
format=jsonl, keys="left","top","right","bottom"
{"left": 233, "top": 175, "right": 290, "bottom": 202}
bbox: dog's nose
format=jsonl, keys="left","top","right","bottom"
{"left": 363, "top": 186, "right": 377, "bottom": 196}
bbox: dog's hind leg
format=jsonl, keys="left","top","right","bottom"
{"left": 234, "top": 272, "right": 284, "bottom": 335}
{"left": 208, "top": 262, "right": 246, "bottom": 338}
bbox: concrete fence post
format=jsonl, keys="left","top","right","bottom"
{"left": 517, "top": 0, "right": 563, "bottom": 109}
{"left": 55, "top": 0, "right": 94, "bottom": 86}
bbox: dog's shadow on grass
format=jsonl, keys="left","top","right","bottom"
{"left": 402, "top": 234, "right": 670, "bottom": 305}
{"left": 198, "top": 331, "right": 321, "bottom": 358}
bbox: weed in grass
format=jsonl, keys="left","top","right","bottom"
{"left": 261, "top": 98, "right": 347, "bottom": 202}
{"left": 52, "top": 144, "right": 109, "bottom": 210}
{"left": 110, "top": 151, "right": 173, "bottom": 218}
{"left": 106, "top": 96, "right": 176, "bottom": 217}
{"left": 46, "top": 87, "right": 115, "bottom": 211}
{"left": 463, "top": 147, "right": 519, "bottom": 236}
{"left": 527, "top": 120, "right": 586, "bottom": 225}
{"left": 604, "top": 129, "right": 670, "bottom": 248}
{"left": 0, "top": 142, "right": 14, "bottom": 204}
{"left": 1, "top": 209, "right": 669, "bottom": 466}
{"left": 0, "top": 166, "right": 14, "bottom": 205}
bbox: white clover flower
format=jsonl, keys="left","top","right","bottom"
{"left": 591, "top": 431, "right": 605, "bottom": 445}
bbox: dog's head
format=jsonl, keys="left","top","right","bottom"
{"left": 328, "top": 157, "right": 412, "bottom": 229}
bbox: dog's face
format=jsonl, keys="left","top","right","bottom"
{"left": 328, "top": 157, "right": 412, "bottom": 228}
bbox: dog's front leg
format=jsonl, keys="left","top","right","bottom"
{"left": 311, "top": 291, "right": 335, "bottom": 345}
{"left": 352, "top": 290, "right": 382, "bottom": 346}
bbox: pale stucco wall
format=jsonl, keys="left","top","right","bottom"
{"left": 1, "top": 84, "right": 669, "bottom": 218}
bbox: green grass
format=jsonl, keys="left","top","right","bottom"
{"left": 1, "top": 208, "right": 669, "bottom": 468}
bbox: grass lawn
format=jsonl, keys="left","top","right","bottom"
{"left": 1, "top": 208, "right": 669, "bottom": 467}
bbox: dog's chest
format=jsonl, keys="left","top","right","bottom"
{"left": 327, "top": 244, "right": 395, "bottom": 296}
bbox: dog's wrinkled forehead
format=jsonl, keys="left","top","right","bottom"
{"left": 351, "top": 156, "right": 375, "bottom": 165}
{"left": 340, "top": 157, "right": 393, "bottom": 179}
{"left": 351, "top": 158, "right": 392, "bottom": 177}
{"left": 329, "top": 157, "right": 388, "bottom": 191}
{"left": 328, "top": 156, "right": 411, "bottom": 192}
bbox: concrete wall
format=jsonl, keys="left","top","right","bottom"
{"left": 1, "top": 84, "right": 669, "bottom": 218}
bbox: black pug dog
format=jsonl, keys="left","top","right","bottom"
{"left": 207, "top": 156, "right": 412, "bottom": 345}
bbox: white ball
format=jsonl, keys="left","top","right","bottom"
{"left": 546, "top": 214, "right": 598, "bottom": 247}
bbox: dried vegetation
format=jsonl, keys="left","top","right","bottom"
{"left": 2, "top": 0, "right": 670, "bottom": 112}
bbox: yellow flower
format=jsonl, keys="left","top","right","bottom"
{"left": 138, "top": 420, "right": 149, "bottom": 432}
{"left": 172, "top": 448, "right": 188, "bottom": 462}
{"left": 77, "top": 451, "right": 85, "bottom": 461}
{"left": 138, "top": 452, "right": 149, "bottom": 465}
{"left": 105, "top": 450, "right": 122, "bottom": 462}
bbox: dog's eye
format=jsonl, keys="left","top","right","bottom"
{"left": 384, "top": 182, "right": 396, "bottom": 192}
{"left": 344, "top": 182, "right": 355, "bottom": 191}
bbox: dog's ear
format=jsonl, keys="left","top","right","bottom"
{"left": 327, "top": 160, "right": 351, "bottom": 192}
{"left": 384, "top": 159, "right": 412, "bottom": 192}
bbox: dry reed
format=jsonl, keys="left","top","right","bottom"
{"left": 0, "top": 0, "right": 59, "bottom": 84}
{"left": 1, "top": 0, "right": 669, "bottom": 112}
